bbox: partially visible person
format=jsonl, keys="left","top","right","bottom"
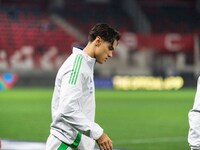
{"left": 188, "top": 76, "right": 200, "bottom": 150}
{"left": 46, "top": 23, "right": 120, "bottom": 150}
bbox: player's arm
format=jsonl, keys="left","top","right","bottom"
{"left": 188, "top": 77, "right": 200, "bottom": 150}
{"left": 0, "top": 139, "right": 1, "bottom": 149}
{"left": 58, "top": 71, "right": 103, "bottom": 140}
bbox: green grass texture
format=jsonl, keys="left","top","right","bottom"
{"left": 0, "top": 88, "right": 195, "bottom": 150}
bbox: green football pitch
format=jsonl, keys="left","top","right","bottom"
{"left": 0, "top": 87, "right": 195, "bottom": 150}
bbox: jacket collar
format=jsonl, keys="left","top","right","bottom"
{"left": 72, "top": 47, "right": 96, "bottom": 69}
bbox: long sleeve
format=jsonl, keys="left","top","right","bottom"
{"left": 188, "top": 77, "right": 200, "bottom": 150}
{"left": 58, "top": 73, "right": 103, "bottom": 140}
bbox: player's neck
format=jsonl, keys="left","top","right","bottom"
{"left": 83, "top": 42, "right": 95, "bottom": 58}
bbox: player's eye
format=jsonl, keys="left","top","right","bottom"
{"left": 108, "top": 45, "right": 114, "bottom": 51}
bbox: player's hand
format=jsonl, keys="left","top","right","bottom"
{"left": 96, "top": 132, "right": 113, "bottom": 150}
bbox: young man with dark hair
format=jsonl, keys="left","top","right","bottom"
{"left": 46, "top": 23, "right": 120, "bottom": 150}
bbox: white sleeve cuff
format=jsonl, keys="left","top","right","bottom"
{"left": 90, "top": 123, "right": 103, "bottom": 140}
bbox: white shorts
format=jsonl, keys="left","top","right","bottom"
{"left": 46, "top": 133, "right": 95, "bottom": 150}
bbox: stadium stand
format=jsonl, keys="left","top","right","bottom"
{"left": 59, "top": 1, "right": 135, "bottom": 34}
{"left": 0, "top": 0, "right": 80, "bottom": 70}
{"left": 137, "top": 0, "right": 200, "bottom": 33}
{"left": 0, "top": 0, "right": 200, "bottom": 79}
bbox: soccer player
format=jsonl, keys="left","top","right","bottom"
{"left": 46, "top": 23, "right": 120, "bottom": 150}
{"left": 188, "top": 76, "right": 200, "bottom": 150}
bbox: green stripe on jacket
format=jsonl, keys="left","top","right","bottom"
{"left": 69, "top": 55, "right": 83, "bottom": 85}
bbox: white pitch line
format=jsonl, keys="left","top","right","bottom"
{"left": 114, "top": 137, "right": 186, "bottom": 145}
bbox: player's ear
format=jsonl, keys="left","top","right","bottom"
{"left": 95, "top": 36, "right": 101, "bottom": 47}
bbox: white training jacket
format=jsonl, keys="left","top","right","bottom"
{"left": 188, "top": 76, "right": 200, "bottom": 150}
{"left": 50, "top": 47, "right": 103, "bottom": 146}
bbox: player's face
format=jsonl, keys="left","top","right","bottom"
{"left": 95, "top": 39, "right": 118, "bottom": 64}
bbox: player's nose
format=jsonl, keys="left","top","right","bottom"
{"left": 108, "top": 51, "right": 113, "bottom": 58}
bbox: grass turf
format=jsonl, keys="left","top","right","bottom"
{"left": 0, "top": 88, "right": 195, "bottom": 150}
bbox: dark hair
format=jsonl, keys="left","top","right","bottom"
{"left": 88, "top": 23, "right": 120, "bottom": 45}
